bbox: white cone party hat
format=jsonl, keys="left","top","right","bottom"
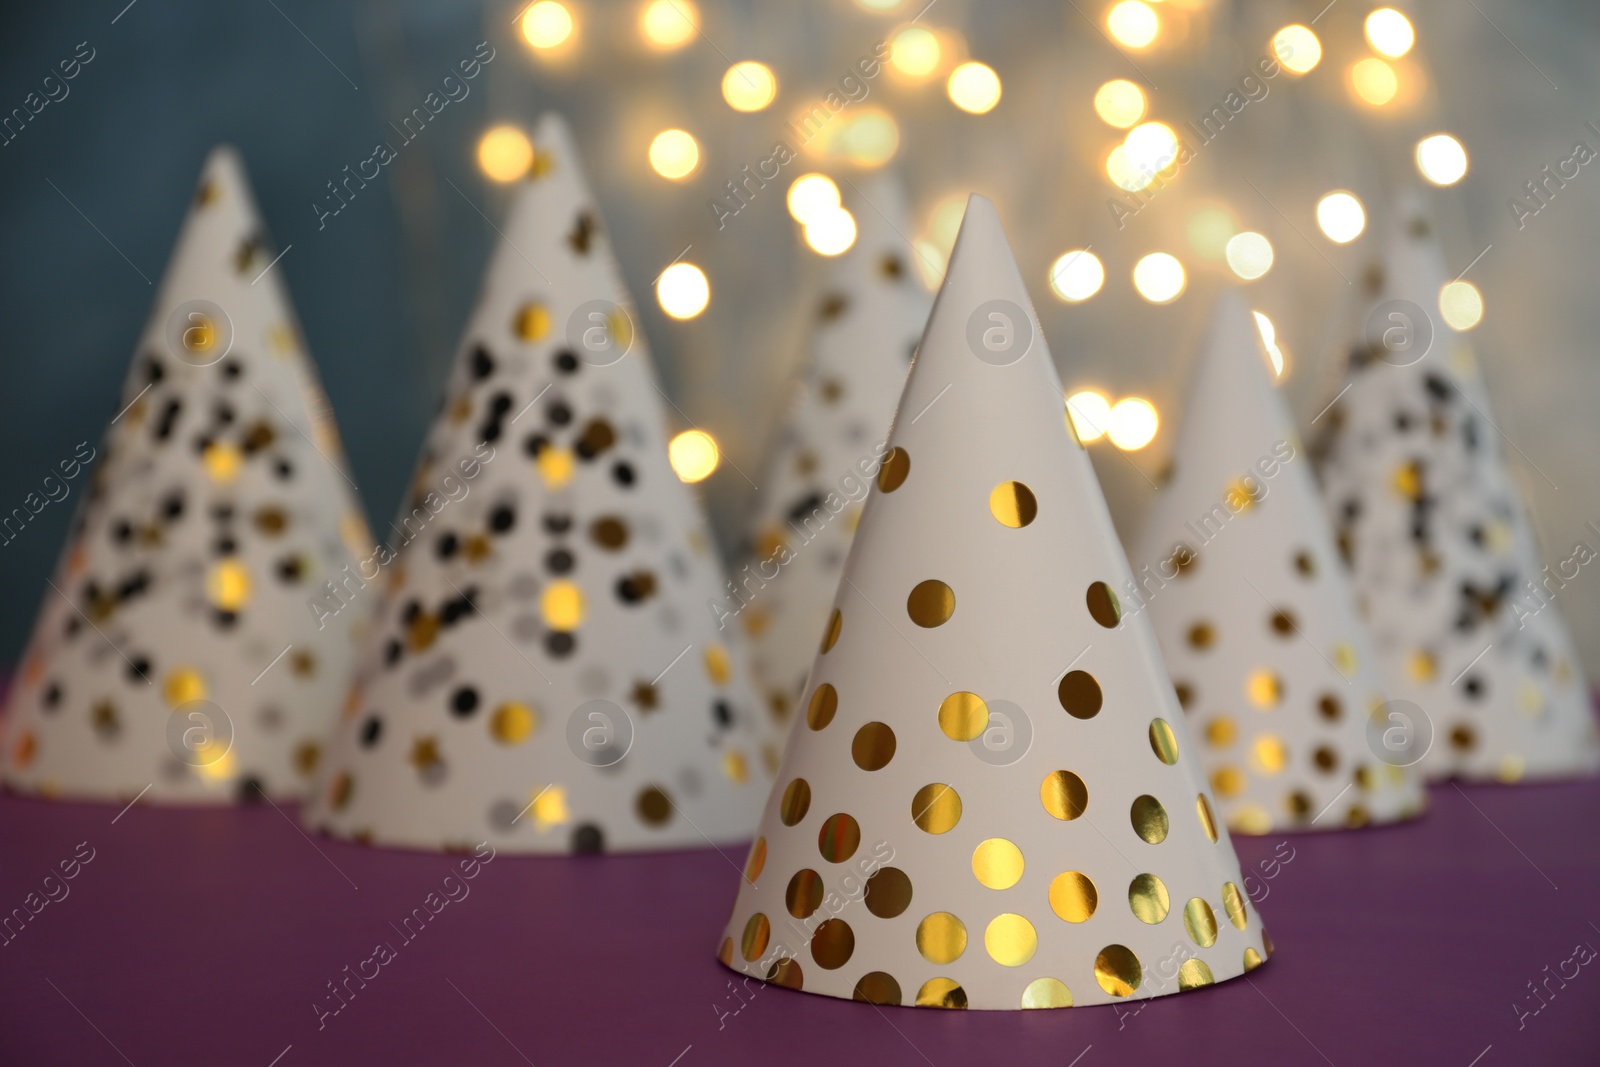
{"left": 716, "top": 196, "right": 1270, "bottom": 1011}
{"left": 732, "top": 174, "right": 929, "bottom": 748}
{"left": 1132, "top": 294, "right": 1425, "bottom": 834}
{"left": 1, "top": 146, "right": 374, "bottom": 804}
{"left": 1313, "top": 196, "right": 1599, "bottom": 783}
{"left": 306, "top": 113, "right": 769, "bottom": 853}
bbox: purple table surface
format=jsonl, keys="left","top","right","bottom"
{"left": 0, "top": 780, "right": 1597, "bottom": 1067}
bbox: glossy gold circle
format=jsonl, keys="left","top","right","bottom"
{"left": 916, "top": 912, "right": 968, "bottom": 965}
{"left": 878, "top": 446, "right": 911, "bottom": 492}
{"left": 913, "top": 783, "right": 962, "bottom": 834}
{"left": 1094, "top": 945, "right": 1142, "bottom": 997}
{"left": 938, "top": 691, "right": 988, "bottom": 741}
{"left": 1127, "top": 873, "right": 1170, "bottom": 924}
{"left": 1039, "top": 770, "right": 1088, "bottom": 820}
{"left": 989, "top": 481, "right": 1038, "bottom": 528}
{"left": 907, "top": 579, "right": 955, "bottom": 627}
{"left": 1048, "top": 871, "right": 1097, "bottom": 923}
{"left": 806, "top": 683, "right": 838, "bottom": 730}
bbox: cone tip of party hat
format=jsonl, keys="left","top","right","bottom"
{"left": 196, "top": 143, "right": 253, "bottom": 200}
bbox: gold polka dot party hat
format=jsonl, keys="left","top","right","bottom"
{"left": 716, "top": 195, "right": 1270, "bottom": 1010}
{"left": 305, "top": 113, "right": 770, "bottom": 853}
{"left": 1, "top": 146, "right": 375, "bottom": 804}
{"left": 734, "top": 173, "right": 929, "bottom": 754}
{"left": 1132, "top": 293, "right": 1425, "bottom": 834}
{"left": 1312, "top": 193, "right": 1599, "bottom": 783}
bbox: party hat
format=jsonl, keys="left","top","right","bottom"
{"left": 1, "top": 146, "right": 374, "bottom": 804}
{"left": 1132, "top": 294, "right": 1425, "bottom": 834}
{"left": 732, "top": 174, "right": 929, "bottom": 749}
{"left": 1313, "top": 194, "right": 1599, "bottom": 782}
{"left": 305, "top": 113, "right": 769, "bottom": 853}
{"left": 716, "top": 196, "right": 1269, "bottom": 1011}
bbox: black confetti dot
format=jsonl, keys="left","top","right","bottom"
{"left": 1463, "top": 676, "right": 1484, "bottom": 700}
{"left": 611, "top": 462, "right": 636, "bottom": 487}
{"left": 146, "top": 356, "right": 166, "bottom": 384}
{"left": 402, "top": 600, "right": 423, "bottom": 624}
{"left": 274, "top": 458, "right": 294, "bottom": 480}
{"left": 491, "top": 392, "right": 513, "bottom": 415}
{"left": 154, "top": 399, "right": 182, "bottom": 441}
{"left": 543, "top": 513, "right": 572, "bottom": 535}
{"left": 546, "top": 631, "right": 576, "bottom": 657}
{"left": 450, "top": 686, "right": 480, "bottom": 717}
{"left": 276, "top": 556, "right": 305, "bottom": 583}
{"left": 548, "top": 401, "right": 572, "bottom": 426}
{"left": 221, "top": 358, "right": 243, "bottom": 380}
{"left": 361, "top": 717, "right": 384, "bottom": 747}
{"left": 162, "top": 491, "right": 186, "bottom": 521}
{"left": 237, "top": 778, "right": 266, "bottom": 804}
{"left": 489, "top": 504, "right": 516, "bottom": 533}
{"left": 213, "top": 610, "right": 238, "bottom": 629}
{"left": 554, "top": 349, "right": 579, "bottom": 374}
{"left": 437, "top": 532, "right": 459, "bottom": 560}
{"left": 215, "top": 537, "right": 237, "bottom": 555}
{"left": 571, "top": 824, "right": 604, "bottom": 854}
{"left": 384, "top": 639, "right": 403, "bottom": 665}
{"left": 713, "top": 700, "right": 733, "bottom": 728}
{"left": 43, "top": 683, "right": 62, "bottom": 709}
{"left": 112, "top": 521, "right": 133, "bottom": 545}
{"left": 470, "top": 345, "right": 495, "bottom": 380}
{"left": 523, "top": 433, "right": 550, "bottom": 458}
{"left": 128, "top": 657, "right": 151, "bottom": 683}
{"left": 546, "top": 548, "right": 574, "bottom": 574}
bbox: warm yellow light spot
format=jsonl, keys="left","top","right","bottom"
{"left": 855, "top": 0, "right": 903, "bottom": 8}
{"left": 1272, "top": 24, "right": 1321, "bottom": 73}
{"left": 804, "top": 207, "right": 857, "bottom": 256}
{"left": 1106, "top": 145, "right": 1157, "bottom": 192}
{"left": 202, "top": 442, "right": 242, "bottom": 484}
{"left": 648, "top": 128, "right": 700, "bottom": 179}
{"left": 536, "top": 446, "right": 574, "bottom": 488}
{"left": 207, "top": 559, "right": 251, "bottom": 611}
{"left": 947, "top": 62, "right": 1001, "bottom": 114}
{"left": 1316, "top": 191, "right": 1366, "bottom": 243}
{"left": 541, "top": 580, "right": 585, "bottom": 630}
{"left": 722, "top": 61, "right": 777, "bottom": 112}
{"left": 1107, "top": 1, "right": 1159, "bottom": 48}
{"left": 1049, "top": 250, "right": 1104, "bottom": 302}
{"left": 1351, "top": 57, "right": 1398, "bottom": 105}
{"left": 532, "top": 784, "right": 569, "bottom": 829}
{"left": 1066, "top": 390, "right": 1112, "bottom": 443}
{"left": 1186, "top": 207, "right": 1236, "bottom": 260}
{"left": 1416, "top": 134, "right": 1468, "bottom": 186}
{"left": 1365, "top": 7, "right": 1415, "bottom": 58}
{"left": 839, "top": 109, "right": 898, "bottom": 167}
{"left": 163, "top": 668, "right": 207, "bottom": 708}
{"left": 656, "top": 262, "right": 710, "bottom": 319}
{"left": 491, "top": 702, "right": 537, "bottom": 744}
{"left": 194, "top": 744, "right": 235, "bottom": 782}
{"left": 927, "top": 194, "right": 967, "bottom": 250}
{"left": 1440, "top": 281, "right": 1484, "bottom": 331}
{"left": 1253, "top": 311, "right": 1287, "bottom": 378}
{"left": 1124, "top": 122, "right": 1179, "bottom": 178}
{"left": 515, "top": 301, "right": 551, "bottom": 341}
{"left": 1094, "top": 79, "right": 1146, "bottom": 128}
{"left": 1225, "top": 231, "right": 1274, "bottom": 280}
{"left": 640, "top": 0, "right": 697, "bottom": 49}
{"left": 786, "top": 173, "right": 841, "bottom": 223}
{"left": 1108, "top": 397, "right": 1159, "bottom": 451}
{"left": 889, "top": 26, "right": 940, "bottom": 77}
{"left": 912, "top": 239, "right": 945, "bottom": 289}
{"left": 520, "top": 2, "right": 574, "bottom": 49}
{"left": 971, "top": 838, "right": 1025, "bottom": 890}
{"left": 1252, "top": 735, "right": 1288, "bottom": 774}
{"left": 1132, "top": 252, "right": 1185, "bottom": 303}
{"left": 669, "top": 429, "right": 720, "bottom": 482}
{"left": 477, "top": 126, "right": 534, "bottom": 182}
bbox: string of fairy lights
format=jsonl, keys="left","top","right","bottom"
{"left": 483, "top": 0, "right": 1485, "bottom": 476}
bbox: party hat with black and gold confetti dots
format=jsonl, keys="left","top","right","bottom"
{"left": 734, "top": 174, "right": 929, "bottom": 752}
{"left": 0, "top": 146, "right": 374, "bottom": 804}
{"left": 304, "top": 113, "right": 769, "bottom": 853}
{"left": 715, "top": 195, "right": 1269, "bottom": 1011}
{"left": 1133, "top": 294, "right": 1425, "bottom": 834}
{"left": 1312, "top": 197, "right": 1599, "bottom": 783}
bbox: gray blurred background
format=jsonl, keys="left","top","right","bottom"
{"left": 1, "top": 0, "right": 1597, "bottom": 667}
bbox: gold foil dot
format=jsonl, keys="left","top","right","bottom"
{"left": 1318, "top": 694, "right": 1341, "bottom": 721}
{"left": 1178, "top": 958, "right": 1215, "bottom": 990}
{"left": 704, "top": 643, "right": 732, "bottom": 685}
{"left": 1057, "top": 670, "right": 1102, "bottom": 719}
{"left": 1229, "top": 806, "right": 1271, "bottom": 834}
{"left": 202, "top": 442, "right": 242, "bottom": 484}
{"left": 1127, "top": 873, "right": 1170, "bottom": 924}
{"left": 1313, "top": 745, "right": 1338, "bottom": 772}
{"left": 744, "top": 837, "right": 766, "bottom": 881}
{"left": 971, "top": 838, "right": 1025, "bottom": 890}
{"left": 636, "top": 786, "right": 673, "bottom": 826}
{"left": 1197, "top": 794, "right": 1219, "bottom": 841}
{"left": 878, "top": 447, "right": 910, "bottom": 492}
{"left": 852, "top": 722, "right": 897, "bottom": 771}
{"left": 490, "top": 702, "right": 536, "bottom": 744}
{"left": 989, "top": 481, "right": 1038, "bottom": 528}
{"left": 786, "top": 869, "right": 823, "bottom": 919}
{"left": 328, "top": 772, "right": 353, "bottom": 810}
{"left": 1094, "top": 945, "right": 1142, "bottom": 997}
{"left": 1449, "top": 724, "right": 1477, "bottom": 752}
{"left": 913, "top": 783, "right": 962, "bottom": 834}
{"left": 938, "top": 691, "right": 988, "bottom": 741}
{"left": 1048, "top": 871, "right": 1097, "bottom": 923}
{"left": 1020, "top": 977, "right": 1073, "bottom": 1009}
{"left": 817, "top": 813, "right": 861, "bottom": 862}
{"left": 1175, "top": 682, "right": 1194, "bottom": 708}
{"left": 1148, "top": 718, "right": 1179, "bottom": 764}
{"left": 740, "top": 913, "right": 770, "bottom": 961}
{"left": 806, "top": 684, "right": 838, "bottom": 730}
{"left": 1212, "top": 767, "right": 1245, "bottom": 797}
{"left": 864, "top": 867, "right": 914, "bottom": 918}
{"left": 1086, "top": 581, "right": 1121, "bottom": 627}
{"left": 1130, "top": 794, "right": 1169, "bottom": 843}
{"left": 1294, "top": 550, "right": 1315, "bottom": 577}
{"left": 540, "top": 580, "right": 585, "bottom": 630}
{"left": 810, "top": 919, "right": 855, "bottom": 969}
{"left": 1188, "top": 622, "right": 1216, "bottom": 650}
{"left": 590, "top": 516, "right": 628, "bottom": 550}
{"left": 514, "top": 301, "right": 551, "bottom": 341}
{"left": 852, "top": 972, "right": 901, "bottom": 1005}
{"left": 907, "top": 579, "right": 955, "bottom": 627}
{"left": 206, "top": 559, "right": 252, "bottom": 611}
{"left": 821, "top": 609, "right": 843, "bottom": 653}
{"left": 780, "top": 778, "right": 812, "bottom": 825}
{"left": 723, "top": 750, "right": 748, "bottom": 784}
{"left": 984, "top": 914, "right": 1037, "bottom": 967}
{"left": 1223, "top": 882, "right": 1248, "bottom": 930}
{"left": 766, "top": 957, "right": 803, "bottom": 989}
{"left": 915, "top": 977, "right": 968, "bottom": 1009}
{"left": 1247, "top": 670, "right": 1283, "bottom": 708}
{"left": 1206, "top": 717, "right": 1236, "bottom": 747}
{"left": 1270, "top": 609, "right": 1297, "bottom": 637}
{"left": 1039, "top": 770, "right": 1088, "bottom": 821}
{"left": 1244, "top": 946, "right": 1264, "bottom": 971}
{"left": 1334, "top": 642, "right": 1358, "bottom": 677}
{"left": 1183, "top": 897, "right": 1218, "bottom": 947}
{"left": 916, "top": 912, "right": 968, "bottom": 965}
{"left": 717, "top": 938, "right": 733, "bottom": 965}
{"left": 163, "top": 668, "right": 207, "bottom": 708}
{"left": 1288, "top": 790, "right": 1313, "bottom": 818}
{"left": 1252, "top": 735, "right": 1288, "bottom": 774}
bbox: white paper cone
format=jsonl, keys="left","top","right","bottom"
{"left": 1313, "top": 194, "right": 1599, "bottom": 782}
{"left": 304, "top": 114, "right": 770, "bottom": 853}
{"left": 1133, "top": 294, "right": 1426, "bottom": 834}
{"left": 733, "top": 174, "right": 929, "bottom": 750}
{"left": 1, "top": 146, "right": 374, "bottom": 804}
{"left": 716, "top": 196, "right": 1270, "bottom": 1011}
